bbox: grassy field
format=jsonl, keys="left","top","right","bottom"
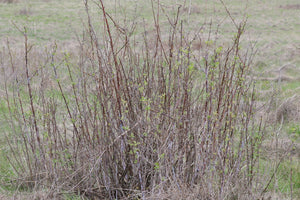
{"left": 1, "top": 0, "right": 299, "bottom": 63}
{"left": 0, "top": 0, "right": 299, "bottom": 199}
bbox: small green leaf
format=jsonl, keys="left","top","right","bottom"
{"left": 154, "top": 162, "right": 159, "bottom": 170}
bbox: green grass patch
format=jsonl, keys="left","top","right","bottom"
{"left": 286, "top": 124, "right": 300, "bottom": 140}
{"left": 281, "top": 81, "right": 300, "bottom": 92}
{"left": 259, "top": 157, "right": 300, "bottom": 198}
{"left": 275, "top": 159, "right": 300, "bottom": 197}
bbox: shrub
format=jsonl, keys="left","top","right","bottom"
{"left": 2, "top": 0, "right": 265, "bottom": 199}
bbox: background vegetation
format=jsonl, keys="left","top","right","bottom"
{"left": 0, "top": 0, "right": 299, "bottom": 199}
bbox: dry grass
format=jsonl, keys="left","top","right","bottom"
{"left": 276, "top": 95, "right": 300, "bottom": 123}
{"left": 0, "top": 192, "right": 51, "bottom": 200}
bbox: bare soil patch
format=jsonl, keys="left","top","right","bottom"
{"left": 0, "top": 0, "right": 18, "bottom": 3}
{"left": 182, "top": 5, "right": 202, "bottom": 14}
{"left": 279, "top": 4, "right": 300, "bottom": 10}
